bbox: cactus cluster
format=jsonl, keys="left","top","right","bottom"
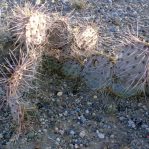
{"left": 1, "top": 3, "right": 50, "bottom": 126}
{"left": 82, "top": 34, "right": 149, "bottom": 97}
{"left": 112, "top": 35, "right": 149, "bottom": 97}
{"left": 0, "top": 1, "right": 149, "bottom": 136}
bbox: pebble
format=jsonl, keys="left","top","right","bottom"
{"left": 78, "top": 115, "right": 86, "bottom": 124}
{"left": 141, "top": 124, "right": 148, "bottom": 128}
{"left": 62, "top": 0, "right": 69, "bottom": 3}
{"left": 57, "top": 92, "right": 63, "bottom": 96}
{"left": 128, "top": 120, "right": 136, "bottom": 128}
{"left": 41, "top": 121, "right": 45, "bottom": 125}
{"left": 119, "top": 116, "right": 125, "bottom": 121}
{"left": 45, "top": 147, "right": 51, "bottom": 149}
{"left": 55, "top": 127, "right": 59, "bottom": 133}
{"left": 38, "top": 130, "right": 42, "bottom": 133}
{"left": 59, "top": 129, "right": 65, "bottom": 135}
{"left": 79, "top": 130, "right": 86, "bottom": 138}
{"left": 70, "top": 130, "right": 75, "bottom": 136}
{"left": 96, "top": 130, "right": 105, "bottom": 139}
{"left": 93, "top": 95, "right": 98, "bottom": 99}
{"left": 0, "top": 134, "right": 3, "bottom": 139}
{"left": 56, "top": 137, "right": 60, "bottom": 142}
{"left": 110, "top": 134, "right": 114, "bottom": 139}
{"left": 85, "top": 109, "right": 89, "bottom": 114}
{"left": 36, "top": 0, "right": 42, "bottom": 5}
{"left": 75, "top": 144, "right": 79, "bottom": 149}
{"left": 43, "top": 129, "right": 47, "bottom": 133}
{"left": 27, "top": 132, "right": 35, "bottom": 140}
{"left": 64, "top": 111, "right": 68, "bottom": 116}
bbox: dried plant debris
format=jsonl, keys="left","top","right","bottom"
{"left": 112, "top": 35, "right": 149, "bottom": 97}
{"left": 82, "top": 55, "right": 113, "bottom": 90}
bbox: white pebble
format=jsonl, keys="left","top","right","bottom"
{"left": 79, "top": 130, "right": 86, "bottom": 138}
{"left": 57, "top": 92, "right": 63, "bottom": 96}
{"left": 56, "top": 137, "right": 61, "bottom": 142}
{"left": 96, "top": 130, "right": 105, "bottom": 139}
{"left": 93, "top": 95, "right": 97, "bottom": 99}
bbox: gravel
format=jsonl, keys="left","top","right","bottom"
{"left": 0, "top": 0, "right": 149, "bottom": 149}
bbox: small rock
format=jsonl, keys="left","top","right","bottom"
{"left": 36, "top": 0, "right": 41, "bottom": 5}
{"left": 110, "top": 134, "right": 114, "bottom": 139}
{"left": 146, "top": 128, "right": 149, "bottom": 132}
{"left": 70, "top": 130, "right": 75, "bottom": 136}
{"left": 142, "top": 124, "right": 148, "bottom": 128}
{"left": 57, "top": 92, "right": 63, "bottom": 96}
{"left": 62, "top": 0, "right": 69, "bottom": 3}
{"left": 43, "top": 129, "right": 47, "bottom": 133}
{"left": 0, "top": 134, "right": 3, "bottom": 139}
{"left": 64, "top": 111, "right": 68, "bottom": 116}
{"left": 59, "top": 129, "right": 65, "bottom": 135}
{"left": 93, "top": 95, "right": 98, "bottom": 99}
{"left": 56, "top": 137, "right": 60, "bottom": 142}
{"left": 85, "top": 109, "right": 89, "bottom": 114}
{"left": 55, "top": 127, "right": 59, "bottom": 133}
{"left": 128, "top": 120, "right": 136, "bottom": 128}
{"left": 96, "top": 130, "right": 105, "bottom": 139}
{"left": 59, "top": 113, "right": 63, "bottom": 117}
{"left": 79, "top": 130, "right": 86, "bottom": 138}
{"left": 27, "top": 131, "right": 35, "bottom": 140}
{"left": 41, "top": 121, "right": 45, "bottom": 125}
{"left": 75, "top": 144, "right": 79, "bottom": 149}
{"left": 38, "top": 130, "right": 42, "bottom": 133}
{"left": 119, "top": 116, "right": 125, "bottom": 121}
{"left": 78, "top": 115, "right": 86, "bottom": 124}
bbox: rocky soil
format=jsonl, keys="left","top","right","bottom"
{"left": 0, "top": 0, "right": 149, "bottom": 149}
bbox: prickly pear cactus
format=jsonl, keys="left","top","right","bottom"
{"left": 62, "top": 59, "right": 82, "bottom": 78}
{"left": 9, "top": 2, "right": 47, "bottom": 47}
{"left": 72, "top": 25, "right": 99, "bottom": 57}
{"left": 25, "top": 12, "right": 47, "bottom": 45}
{"left": 47, "top": 14, "right": 72, "bottom": 49}
{"left": 81, "top": 55, "right": 113, "bottom": 90}
{"left": 112, "top": 39, "right": 149, "bottom": 97}
{"left": 6, "top": 95, "right": 22, "bottom": 123}
{"left": 1, "top": 48, "right": 42, "bottom": 123}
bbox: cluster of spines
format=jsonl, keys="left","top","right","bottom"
{"left": 0, "top": 2, "right": 46, "bottom": 125}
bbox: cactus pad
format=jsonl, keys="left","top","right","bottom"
{"left": 72, "top": 25, "right": 99, "bottom": 57}
{"left": 82, "top": 55, "right": 113, "bottom": 90}
{"left": 112, "top": 40, "right": 149, "bottom": 97}
{"left": 9, "top": 2, "right": 47, "bottom": 46}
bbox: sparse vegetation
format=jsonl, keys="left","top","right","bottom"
{"left": 0, "top": 0, "right": 149, "bottom": 147}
